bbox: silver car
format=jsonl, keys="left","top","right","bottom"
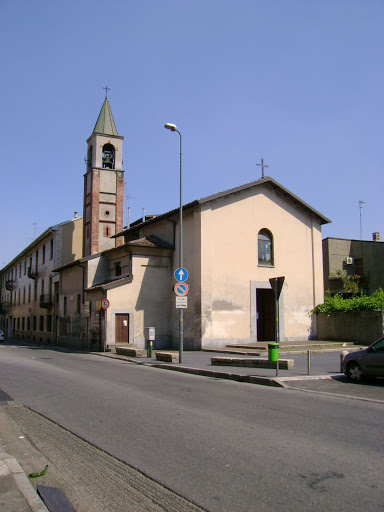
{"left": 342, "top": 336, "right": 384, "bottom": 382}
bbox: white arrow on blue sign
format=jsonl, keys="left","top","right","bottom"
{"left": 174, "top": 267, "right": 188, "bottom": 282}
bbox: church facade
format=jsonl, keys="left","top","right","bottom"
{"left": 0, "top": 97, "right": 330, "bottom": 350}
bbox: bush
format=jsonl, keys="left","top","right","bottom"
{"left": 312, "top": 288, "right": 384, "bottom": 313}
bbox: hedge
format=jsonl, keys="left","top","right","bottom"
{"left": 312, "top": 288, "right": 384, "bottom": 314}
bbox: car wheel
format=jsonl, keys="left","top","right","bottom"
{"left": 347, "top": 362, "right": 363, "bottom": 382}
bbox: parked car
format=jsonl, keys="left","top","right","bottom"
{"left": 0, "top": 330, "right": 4, "bottom": 342}
{"left": 342, "top": 337, "right": 384, "bottom": 382}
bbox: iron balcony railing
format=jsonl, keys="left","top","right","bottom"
{"left": 28, "top": 266, "right": 39, "bottom": 279}
{"left": 5, "top": 280, "right": 14, "bottom": 291}
{"left": 40, "top": 294, "right": 53, "bottom": 309}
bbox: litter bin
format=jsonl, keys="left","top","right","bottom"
{"left": 268, "top": 342, "right": 279, "bottom": 362}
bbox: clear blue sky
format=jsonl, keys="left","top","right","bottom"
{"left": 1, "top": 0, "right": 383, "bottom": 267}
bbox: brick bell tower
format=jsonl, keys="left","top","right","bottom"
{"left": 83, "top": 94, "right": 124, "bottom": 257}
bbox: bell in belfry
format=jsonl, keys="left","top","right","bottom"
{"left": 103, "top": 151, "right": 113, "bottom": 168}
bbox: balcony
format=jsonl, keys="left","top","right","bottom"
{"left": 0, "top": 301, "right": 9, "bottom": 314}
{"left": 28, "top": 266, "right": 39, "bottom": 279}
{"left": 40, "top": 294, "right": 53, "bottom": 309}
{"left": 5, "top": 280, "right": 14, "bottom": 291}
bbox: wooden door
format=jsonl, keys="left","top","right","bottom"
{"left": 256, "top": 289, "right": 275, "bottom": 341}
{"left": 115, "top": 314, "right": 129, "bottom": 344}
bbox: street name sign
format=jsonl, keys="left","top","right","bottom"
{"left": 174, "top": 267, "right": 188, "bottom": 282}
{"left": 176, "top": 297, "right": 188, "bottom": 308}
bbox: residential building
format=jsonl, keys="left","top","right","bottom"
{"left": 0, "top": 216, "right": 83, "bottom": 341}
{"left": 323, "top": 235, "right": 384, "bottom": 295}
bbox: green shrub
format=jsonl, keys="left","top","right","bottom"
{"left": 312, "top": 288, "right": 384, "bottom": 313}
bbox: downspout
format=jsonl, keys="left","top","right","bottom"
{"left": 165, "top": 218, "right": 177, "bottom": 249}
{"left": 311, "top": 217, "right": 317, "bottom": 338}
{"left": 75, "top": 261, "right": 87, "bottom": 348}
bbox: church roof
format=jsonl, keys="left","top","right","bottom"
{"left": 114, "top": 176, "right": 331, "bottom": 239}
{"left": 91, "top": 97, "right": 119, "bottom": 136}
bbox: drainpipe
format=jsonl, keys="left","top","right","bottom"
{"left": 311, "top": 218, "right": 317, "bottom": 338}
{"left": 165, "top": 219, "right": 177, "bottom": 250}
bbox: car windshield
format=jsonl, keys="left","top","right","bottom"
{"left": 371, "top": 337, "right": 384, "bottom": 352}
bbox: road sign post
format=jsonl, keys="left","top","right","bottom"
{"left": 269, "top": 276, "right": 285, "bottom": 377}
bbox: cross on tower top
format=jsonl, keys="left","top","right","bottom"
{"left": 256, "top": 158, "right": 269, "bottom": 178}
{"left": 103, "top": 85, "right": 111, "bottom": 98}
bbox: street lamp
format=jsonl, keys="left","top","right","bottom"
{"left": 164, "top": 122, "right": 183, "bottom": 363}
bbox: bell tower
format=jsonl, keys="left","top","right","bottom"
{"left": 83, "top": 95, "right": 124, "bottom": 257}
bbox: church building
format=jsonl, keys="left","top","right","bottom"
{"left": 0, "top": 96, "right": 331, "bottom": 350}
{"left": 53, "top": 97, "right": 330, "bottom": 351}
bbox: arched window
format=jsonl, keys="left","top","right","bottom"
{"left": 258, "top": 229, "right": 273, "bottom": 265}
{"left": 102, "top": 143, "right": 115, "bottom": 169}
{"left": 87, "top": 144, "right": 93, "bottom": 168}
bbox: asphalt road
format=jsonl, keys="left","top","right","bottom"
{"left": 0, "top": 343, "right": 383, "bottom": 512}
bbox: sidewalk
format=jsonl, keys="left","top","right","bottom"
{"left": 95, "top": 347, "right": 384, "bottom": 402}
{"left": 96, "top": 346, "right": 348, "bottom": 387}
{"left": 0, "top": 451, "right": 48, "bottom": 512}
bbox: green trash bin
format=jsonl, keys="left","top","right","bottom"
{"left": 268, "top": 342, "right": 279, "bottom": 362}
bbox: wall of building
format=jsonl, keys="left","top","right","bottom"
{"left": 105, "top": 252, "right": 172, "bottom": 348}
{"left": 57, "top": 265, "right": 86, "bottom": 348}
{"left": 0, "top": 233, "right": 57, "bottom": 343}
{"left": 197, "top": 184, "right": 324, "bottom": 347}
{"left": 323, "top": 238, "right": 384, "bottom": 294}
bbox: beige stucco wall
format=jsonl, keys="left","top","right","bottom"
{"left": 105, "top": 252, "right": 172, "bottom": 348}
{"left": 57, "top": 218, "right": 83, "bottom": 267}
{"left": 196, "top": 184, "right": 324, "bottom": 346}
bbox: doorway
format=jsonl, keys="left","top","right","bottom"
{"left": 256, "top": 289, "right": 275, "bottom": 341}
{"left": 115, "top": 313, "right": 129, "bottom": 344}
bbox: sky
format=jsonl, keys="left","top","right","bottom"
{"left": 1, "top": 0, "right": 383, "bottom": 267}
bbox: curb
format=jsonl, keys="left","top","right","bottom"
{"left": 0, "top": 453, "right": 49, "bottom": 512}
{"left": 91, "top": 352, "right": 286, "bottom": 387}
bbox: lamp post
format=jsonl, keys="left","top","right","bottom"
{"left": 164, "top": 123, "right": 183, "bottom": 363}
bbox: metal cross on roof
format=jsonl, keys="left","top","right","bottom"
{"left": 103, "top": 85, "right": 111, "bottom": 98}
{"left": 256, "top": 158, "right": 269, "bottom": 178}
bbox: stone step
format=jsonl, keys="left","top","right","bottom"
{"left": 106, "top": 343, "right": 139, "bottom": 353}
{"left": 211, "top": 356, "right": 294, "bottom": 370}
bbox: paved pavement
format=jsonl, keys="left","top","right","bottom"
{"left": 0, "top": 341, "right": 383, "bottom": 511}
{"left": 96, "top": 349, "right": 384, "bottom": 401}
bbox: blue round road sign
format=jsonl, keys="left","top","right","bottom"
{"left": 174, "top": 282, "right": 189, "bottom": 296}
{"left": 174, "top": 267, "right": 188, "bottom": 282}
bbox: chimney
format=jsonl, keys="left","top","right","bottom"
{"left": 372, "top": 232, "right": 380, "bottom": 242}
{"left": 142, "top": 208, "right": 145, "bottom": 223}
{"left": 74, "top": 211, "right": 78, "bottom": 219}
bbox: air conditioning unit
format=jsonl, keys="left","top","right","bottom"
{"left": 345, "top": 257, "right": 353, "bottom": 265}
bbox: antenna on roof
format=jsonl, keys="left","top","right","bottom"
{"left": 359, "top": 200, "right": 366, "bottom": 241}
{"left": 256, "top": 158, "right": 269, "bottom": 178}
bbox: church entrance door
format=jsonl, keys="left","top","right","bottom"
{"left": 256, "top": 289, "right": 275, "bottom": 341}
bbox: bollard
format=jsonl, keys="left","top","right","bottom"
{"left": 307, "top": 349, "right": 311, "bottom": 375}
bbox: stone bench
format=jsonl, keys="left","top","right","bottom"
{"left": 155, "top": 352, "right": 180, "bottom": 363}
{"left": 211, "top": 357, "right": 294, "bottom": 370}
{"left": 116, "top": 347, "right": 144, "bottom": 357}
